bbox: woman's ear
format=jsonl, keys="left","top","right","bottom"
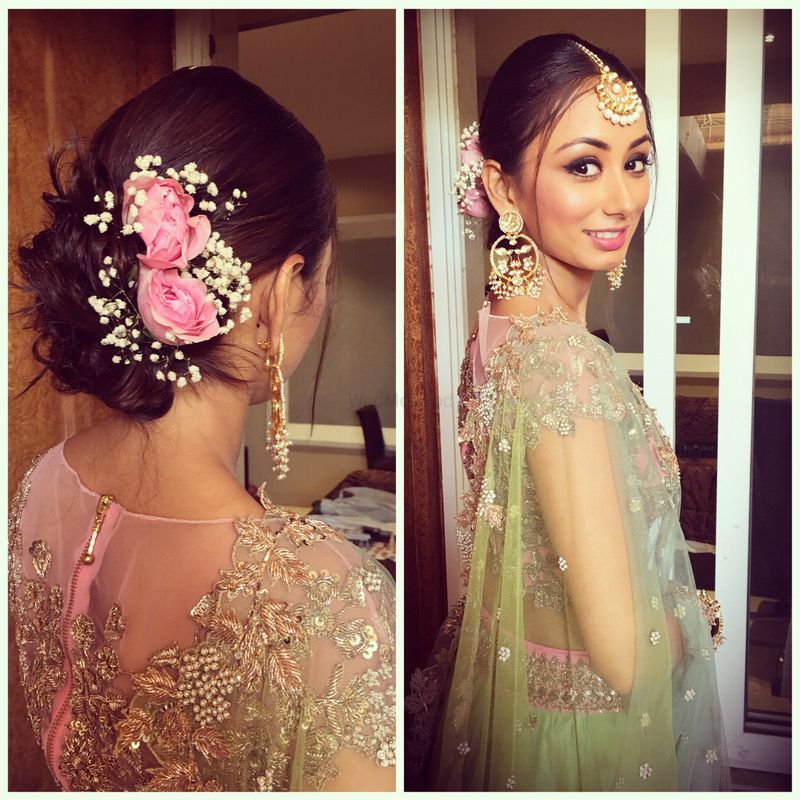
{"left": 482, "top": 158, "right": 520, "bottom": 216}
{"left": 258, "top": 254, "right": 305, "bottom": 345}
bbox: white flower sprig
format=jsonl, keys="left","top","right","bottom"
{"left": 85, "top": 154, "right": 254, "bottom": 388}
{"left": 451, "top": 122, "right": 488, "bottom": 241}
{"left": 193, "top": 229, "right": 253, "bottom": 335}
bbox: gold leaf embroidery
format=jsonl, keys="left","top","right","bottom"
{"left": 114, "top": 707, "right": 154, "bottom": 755}
{"left": 159, "top": 707, "right": 190, "bottom": 753}
{"left": 258, "top": 598, "right": 304, "bottom": 644}
{"left": 237, "top": 623, "right": 266, "bottom": 692}
{"left": 264, "top": 546, "right": 309, "bottom": 586}
{"left": 233, "top": 517, "right": 277, "bottom": 553}
{"left": 283, "top": 516, "right": 341, "bottom": 547}
{"left": 145, "top": 760, "right": 199, "bottom": 791}
{"left": 131, "top": 666, "right": 178, "bottom": 703}
{"left": 324, "top": 662, "right": 344, "bottom": 701}
{"left": 191, "top": 726, "right": 231, "bottom": 761}
{"left": 206, "top": 608, "right": 244, "bottom": 644}
{"left": 217, "top": 561, "right": 263, "bottom": 597}
{"left": 149, "top": 642, "right": 182, "bottom": 668}
{"left": 266, "top": 647, "right": 303, "bottom": 694}
{"left": 29, "top": 540, "right": 52, "bottom": 579}
{"left": 190, "top": 593, "right": 216, "bottom": 626}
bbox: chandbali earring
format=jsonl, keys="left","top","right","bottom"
{"left": 607, "top": 258, "right": 627, "bottom": 291}
{"left": 488, "top": 210, "right": 544, "bottom": 300}
{"left": 258, "top": 335, "right": 291, "bottom": 480}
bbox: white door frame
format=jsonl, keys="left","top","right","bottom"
{"left": 418, "top": 10, "right": 470, "bottom": 604}
{"left": 713, "top": 8, "right": 790, "bottom": 774}
{"left": 643, "top": 10, "right": 680, "bottom": 445}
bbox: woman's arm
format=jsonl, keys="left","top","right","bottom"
{"left": 526, "top": 415, "right": 636, "bottom": 695}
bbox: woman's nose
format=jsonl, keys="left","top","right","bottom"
{"left": 602, "top": 170, "right": 636, "bottom": 217}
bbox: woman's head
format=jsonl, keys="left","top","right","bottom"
{"left": 479, "top": 34, "right": 654, "bottom": 279}
{"left": 17, "top": 66, "right": 336, "bottom": 419}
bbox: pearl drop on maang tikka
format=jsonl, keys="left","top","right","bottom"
{"left": 575, "top": 42, "right": 643, "bottom": 126}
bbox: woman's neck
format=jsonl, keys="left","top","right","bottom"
{"left": 139, "top": 380, "right": 250, "bottom": 474}
{"left": 490, "top": 254, "right": 593, "bottom": 324}
{"left": 78, "top": 380, "right": 252, "bottom": 495}
{"left": 540, "top": 253, "right": 593, "bottom": 320}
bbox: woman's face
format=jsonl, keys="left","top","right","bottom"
{"left": 514, "top": 81, "right": 652, "bottom": 274}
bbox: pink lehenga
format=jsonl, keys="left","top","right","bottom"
{"left": 9, "top": 440, "right": 395, "bottom": 791}
{"left": 406, "top": 302, "right": 730, "bottom": 791}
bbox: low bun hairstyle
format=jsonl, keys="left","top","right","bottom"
{"left": 479, "top": 34, "right": 655, "bottom": 246}
{"left": 16, "top": 66, "right": 336, "bottom": 420}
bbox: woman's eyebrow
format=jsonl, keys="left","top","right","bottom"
{"left": 555, "top": 133, "right": 652, "bottom": 153}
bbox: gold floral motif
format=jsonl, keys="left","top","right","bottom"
{"left": 9, "top": 456, "right": 68, "bottom": 738}
{"left": 10, "top": 455, "right": 395, "bottom": 792}
{"left": 526, "top": 652, "right": 624, "bottom": 714}
{"left": 29, "top": 540, "right": 52, "bottom": 579}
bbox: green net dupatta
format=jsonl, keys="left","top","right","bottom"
{"left": 406, "top": 307, "right": 731, "bottom": 791}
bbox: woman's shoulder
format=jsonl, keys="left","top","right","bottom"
{"left": 253, "top": 485, "right": 394, "bottom": 587}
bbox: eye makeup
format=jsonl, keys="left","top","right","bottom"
{"left": 563, "top": 151, "right": 653, "bottom": 179}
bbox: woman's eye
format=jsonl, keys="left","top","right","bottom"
{"left": 627, "top": 154, "right": 653, "bottom": 173}
{"left": 567, "top": 158, "right": 601, "bottom": 178}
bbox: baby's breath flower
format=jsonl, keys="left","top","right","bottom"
{"left": 84, "top": 154, "right": 253, "bottom": 389}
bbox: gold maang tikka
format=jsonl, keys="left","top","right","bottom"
{"left": 575, "top": 42, "right": 643, "bottom": 127}
{"left": 489, "top": 210, "right": 544, "bottom": 300}
{"left": 258, "top": 335, "right": 291, "bottom": 480}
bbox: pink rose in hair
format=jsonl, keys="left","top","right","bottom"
{"left": 463, "top": 186, "right": 491, "bottom": 219}
{"left": 460, "top": 135, "right": 484, "bottom": 167}
{"left": 122, "top": 176, "right": 211, "bottom": 270}
{"left": 137, "top": 265, "right": 221, "bottom": 344}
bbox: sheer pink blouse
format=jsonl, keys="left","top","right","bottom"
{"left": 10, "top": 441, "right": 395, "bottom": 791}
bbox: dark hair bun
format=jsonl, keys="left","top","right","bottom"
{"left": 18, "top": 147, "right": 173, "bottom": 419}
{"left": 16, "top": 66, "right": 336, "bottom": 420}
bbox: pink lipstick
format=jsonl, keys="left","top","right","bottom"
{"left": 584, "top": 227, "right": 628, "bottom": 251}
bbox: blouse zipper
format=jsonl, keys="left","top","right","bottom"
{"left": 46, "top": 494, "right": 115, "bottom": 782}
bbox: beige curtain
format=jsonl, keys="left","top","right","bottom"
{"left": 8, "top": 10, "right": 173, "bottom": 788}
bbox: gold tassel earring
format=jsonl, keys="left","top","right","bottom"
{"left": 607, "top": 258, "right": 627, "bottom": 291}
{"left": 258, "top": 335, "right": 291, "bottom": 479}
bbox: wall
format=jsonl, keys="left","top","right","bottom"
{"left": 8, "top": 10, "right": 174, "bottom": 790}
{"left": 329, "top": 153, "right": 395, "bottom": 216}
{"left": 243, "top": 155, "right": 396, "bottom": 507}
